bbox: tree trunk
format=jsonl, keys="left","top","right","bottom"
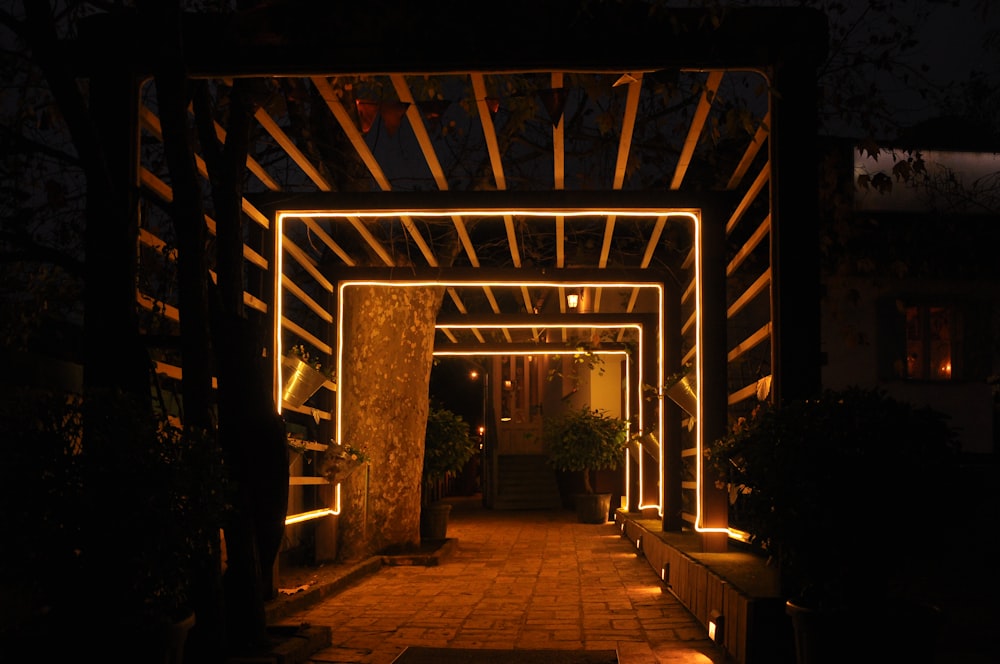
{"left": 337, "top": 284, "right": 444, "bottom": 559}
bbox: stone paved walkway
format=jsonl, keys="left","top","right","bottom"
{"left": 287, "top": 497, "right": 733, "bottom": 663}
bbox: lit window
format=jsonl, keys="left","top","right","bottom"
{"left": 904, "top": 305, "right": 958, "bottom": 381}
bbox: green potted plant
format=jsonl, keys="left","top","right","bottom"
{"left": 706, "top": 386, "right": 959, "bottom": 664}
{"left": 421, "top": 407, "right": 478, "bottom": 540}
{"left": 542, "top": 405, "right": 629, "bottom": 523}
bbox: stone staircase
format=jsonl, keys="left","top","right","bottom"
{"left": 493, "top": 454, "right": 562, "bottom": 510}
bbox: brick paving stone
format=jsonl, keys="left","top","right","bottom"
{"left": 290, "top": 497, "right": 734, "bottom": 664}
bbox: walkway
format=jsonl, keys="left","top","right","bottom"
{"left": 283, "top": 496, "right": 733, "bottom": 664}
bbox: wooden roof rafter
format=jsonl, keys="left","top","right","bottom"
{"left": 594, "top": 73, "right": 644, "bottom": 315}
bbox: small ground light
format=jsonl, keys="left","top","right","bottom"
{"left": 708, "top": 610, "right": 724, "bottom": 644}
{"left": 660, "top": 563, "right": 669, "bottom": 582}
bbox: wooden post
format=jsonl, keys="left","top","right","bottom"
{"left": 700, "top": 205, "right": 729, "bottom": 552}
{"left": 662, "top": 278, "right": 684, "bottom": 531}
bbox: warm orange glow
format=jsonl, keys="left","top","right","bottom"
{"left": 284, "top": 508, "right": 336, "bottom": 525}
{"left": 341, "top": 281, "right": 661, "bottom": 513}
{"left": 275, "top": 207, "right": 704, "bottom": 522}
{"left": 282, "top": 208, "right": 698, "bottom": 220}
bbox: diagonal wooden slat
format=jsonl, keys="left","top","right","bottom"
{"left": 254, "top": 106, "right": 331, "bottom": 190}
{"left": 727, "top": 111, "right": 770, "bottom": 190}
{"left": 251, "top": 100, "right": 394, "bottom": 266}
{"left": 670, "top": 70, "right": 724, "bottom": 190}
{"left": 727, "top": 214, "right": 771, "bottom": 277}
{"left": 595, "top": 74, "right": 644, "bottom": 313}
{"left": 726, "top": 163, "right": 770, "bottom": 235}
{"left": 469, "top": 74, "right": 526, "bottom": 331}
{"left": 391, "top": 73, "right": 488, "bottom": 340}
{"left": 283, "top": 274, "right": 334, "bottom": 324}
{"left": 470, "top": 73, "right": 507, "bottom": 190}
{"left": 140, "top": 105, "right": 271, "bottom": 229}
{"left": 283, "top": 236, "right": 335, "bottom": 294}
{"left": 312, "top": 76, "right": 438, "bottom": 266}
{"left": 139, "top": 167, "right": 267, "bottom": 268}
{"left": 622, "top": 214, "right": 668, "bottom": 320}
{"left": 298, "top": 216, "right": 356, "bottom": 267}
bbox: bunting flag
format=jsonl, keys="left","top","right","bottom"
{"left": 613, "top": 73, "right": 639, "bottom": 87}
{"left": 417, "top": 98, "right": 451, "bottom": 121}
{"left": 485, "top": 97, "right": 500, "bottom": 114}
{"left": 538, "top": 88, "right": 568, "bottom": 127}
{"left": 417, "top": 99, "right": 452, "bottom": 134}
{"left": 355, "top": 99, "right": 379, "bottom": 134}
{"left": 380, "top": 100, "right": 410, "bottom": 136}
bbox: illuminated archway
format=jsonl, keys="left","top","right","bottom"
{"left": 273, "top": 206, "right": 713, "bottom": 530}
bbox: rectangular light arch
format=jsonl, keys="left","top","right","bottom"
{"left": 271, "top": 205, "right": 705, "bottom": 524}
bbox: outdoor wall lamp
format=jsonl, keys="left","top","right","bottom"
{"left": 660, "top": 563, "right": 670, "bottom": 583}
{"left": 566, "top": 290, "right": 580, "bottom": 309}
{"left": 708, "top": 610, "right": 724, "bottom": 644}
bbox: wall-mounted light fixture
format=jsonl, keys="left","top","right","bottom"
{"left": 566, "top": 290, "right": 580, "bottom": 309}
{"left": 708, "top": 610, "right": 725, "bottom": 644}
{"left": 660, "top": 563, "right": 670, "bottom": 583}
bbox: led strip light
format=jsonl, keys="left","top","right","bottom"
{"left": 274, "top": 208, "right": 715, "bottom": 531}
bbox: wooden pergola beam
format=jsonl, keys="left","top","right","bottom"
{"left": 251, "top": 189, "right": 706, "bottom": 216}
{"left": 332, "top": 266, "right": 672, "bottom": 285}
{"left": 434, "top": 342, "right": 635, "bottom": 354}
{"left": 436, "top": 313, "right": 657, "bottom": 326}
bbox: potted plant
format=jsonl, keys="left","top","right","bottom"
{"left": 663, "top": 363, "right": 696, "bottom": 419}
{"left": 282, "top": 344, "right": 335, "bottom": 408}
{"left": 542, "top": 405, "right": 629, "bottom": 523}
{"left": 421, "top": 407, "right": 478, "bottom": 540}
{"left": 706, "top": 386, "right": 959, "bottom": 664}
{"left": 319, "top": 441, "right": 369, "bottom": 484}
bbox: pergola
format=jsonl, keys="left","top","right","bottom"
{"left": 75, "top": 3, "right": 826, "bottom": 545}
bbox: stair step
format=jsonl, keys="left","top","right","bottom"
{"left": 493, "top": 454, "right": 561, "bottom": 511}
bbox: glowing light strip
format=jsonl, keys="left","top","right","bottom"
{"left": 434, "top": 347, "right": 633, "bottom": 503}
{"left": 274, "top": 208, "right": 701, "bottom": 520}
{"left": 338, "top": 281, "right": 662, "bottom": 513}
{"left": 283, "top": 209, "right": 696, "bottom": 220}
{"left": 436, "top": 322, "right": 641, "bottom": 329}
{"left": 690, "top": 208, "right": 721, "bottom": 534}
{"left": 274, "top": 213, "right": 285, "bottom": 416}
{"left": 285, "top": 508, "right": 337, "bottom": 525}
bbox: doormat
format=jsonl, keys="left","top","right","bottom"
{"left": 392, "top": 647, "right": 619, "bottom": 663}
